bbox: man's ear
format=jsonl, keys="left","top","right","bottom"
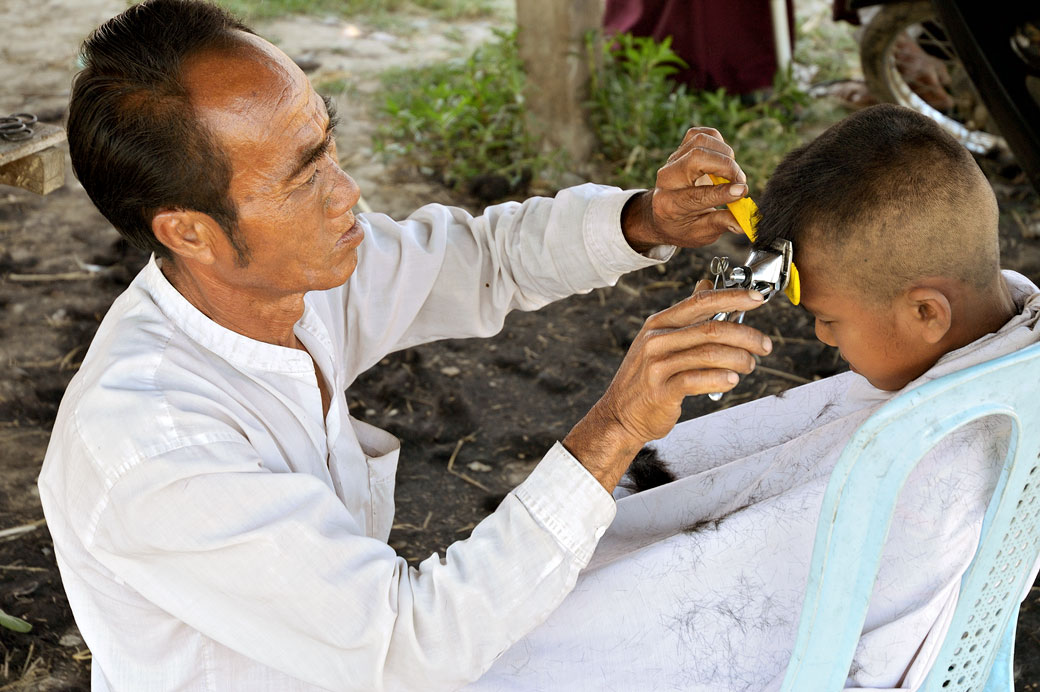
{"left": 152, "top": 210, "right": 221, "bottom": 264}
{"left": 904, "top": 286, "right": 953, "bottom": 345}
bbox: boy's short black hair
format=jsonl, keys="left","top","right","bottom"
{"left": 67, "top": 0, "right": 253, "bottom": 260}
{"left": 753, "top": 104, "right": 999, "bottom": 300}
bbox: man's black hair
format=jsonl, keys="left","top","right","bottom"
{"left": 67, "top": 0, "right": 254, "bottom": 261}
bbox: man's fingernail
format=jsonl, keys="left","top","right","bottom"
{"left": 762, "top": 336, "right": 773, "bottom": 353}
{"left": 728, "top": 184, "right": 747, "bottom": 196}
{"left": 729, "top": 226, "right": 742, "bottom": 235}
{"left": 749, "top": 290, "right": 765, "bottom": 302}
{"left": 727, "top": 371, "right": 739, "bottom": 384}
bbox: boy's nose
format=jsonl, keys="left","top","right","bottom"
{"left": 814, "top": 319, "right": 837, "bottom": 347}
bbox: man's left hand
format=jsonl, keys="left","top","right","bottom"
{"left": 621, "top": 127, "right": 749, "bottom": 253}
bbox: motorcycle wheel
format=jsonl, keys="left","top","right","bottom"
{"left": 859, "top": 1, "right": 1007, "bottom": 156}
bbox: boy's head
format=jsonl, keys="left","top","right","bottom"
{"left": 754, "top": 104, "right": 1006, "bottom": 391}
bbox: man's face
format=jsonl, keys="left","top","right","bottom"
{"left": 181, "top": 33, "right": 363, "bottom": 297}
{"left": 797, "top": 250, "right": 931, "bottom": 391}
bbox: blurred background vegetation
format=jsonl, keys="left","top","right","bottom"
{"left": 219, "top": 0, "right": 500, "bottom": 21}
{"left": 215, "top": 0, "right": 857, "bottom": 202}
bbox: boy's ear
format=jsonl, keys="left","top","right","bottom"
{"left": 903, "top": 286, "right": 953, "bottom": 344}
{"left": 152, "top": 210, "right": 222, "bottom": 265}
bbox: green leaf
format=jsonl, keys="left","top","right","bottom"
{"left": 0, "top": 607, "right": 32, "bottom": 633}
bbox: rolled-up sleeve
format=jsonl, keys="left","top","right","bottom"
{"left": 334, "top": 185, "right": 672, "bottom": 378}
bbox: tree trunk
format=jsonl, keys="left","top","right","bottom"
{"left": 516, "top": 0, "right": 603, "bottom": 166}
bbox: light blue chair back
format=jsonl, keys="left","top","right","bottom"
{"left": 780, "top": 341, "right": 1040, "bottom": 692}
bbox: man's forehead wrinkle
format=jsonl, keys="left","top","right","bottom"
{"left": 181, "top": 40, "right": 315, "bottom": 193}
{"left": 281, "top": 90, "right": 332, "bottom": 178}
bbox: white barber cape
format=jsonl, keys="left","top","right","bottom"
{"left": 470, "top": 270, "right": 1040, "bottom": 692}
{"left": 38, "top": 184, "right": 672, "bottom": 692}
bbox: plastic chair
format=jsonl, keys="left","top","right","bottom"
{"left": 779, "top": 341, "right": 1040, "bottom": 692}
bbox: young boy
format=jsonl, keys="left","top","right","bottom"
{"left": 466, "top": 105, "right": 1040, "bottom": 691}
{"left": 754, "top": 103, "right": 1018, "bottom": 394}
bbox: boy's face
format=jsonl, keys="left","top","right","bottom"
{"left": 797, "top": 253, "right": 934, "bottom": 391}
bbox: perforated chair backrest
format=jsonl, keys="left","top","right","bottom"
{"left": 779, "top": 341, "right": 1040, "bottom": 692}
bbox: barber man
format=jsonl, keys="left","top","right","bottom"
{"left": 38, "top": 1, "right": 773, "bottom": 689}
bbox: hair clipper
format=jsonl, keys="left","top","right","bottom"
{"left": 706, "top": 238, "right": 794, "bottom": 401}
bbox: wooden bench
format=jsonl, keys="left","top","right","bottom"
{"left": 0, "top": 122, "right": 67, "bottom": 195}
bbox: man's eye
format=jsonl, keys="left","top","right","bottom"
{"left": 303, "top": 168, "right": 319, "bottom": 186}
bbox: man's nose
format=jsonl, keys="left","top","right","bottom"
{"left": 326, "top": 167, "right": 360, "bottom": 218}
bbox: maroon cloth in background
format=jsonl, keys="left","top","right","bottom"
{"left": 603, "top": 0, "right": 796, "bottom": 94}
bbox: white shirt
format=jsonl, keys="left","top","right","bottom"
{"left": 468, "top": 271, "right": 1040, "bottom": 692}
{"left": 38, "top": 184, "right": 671, "bottom": 692}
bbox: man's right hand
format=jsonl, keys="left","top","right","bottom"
{"left": 562, "top": 282, "right": 773, "bottom": 492}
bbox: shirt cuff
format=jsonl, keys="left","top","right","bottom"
{"left": 582, "top": 189, "right": 676, "bottom": 281}
{"left": 512, "top": 442, "right": 617, "bottom": 565}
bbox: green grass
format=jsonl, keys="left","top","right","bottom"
{"left": 373, "top": 29, "right": 554, "bottom": 195}
{"left": 370, "top": 18, "right": 851, "bottom": 200}
{"left": 584, "top": 31, "right": 812, "bottom": 189}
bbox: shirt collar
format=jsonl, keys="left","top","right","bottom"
{"left": 139, "top": 255, "right": 320, "bottom": 374}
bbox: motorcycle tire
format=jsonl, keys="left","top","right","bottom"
{"left": 859, "top": 0, "right": 1006, "bottom": 156}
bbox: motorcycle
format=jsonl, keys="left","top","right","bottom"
{"left": 841, "top": 0, "right": 1040, "bottom": 193}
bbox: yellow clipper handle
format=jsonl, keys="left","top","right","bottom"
{"left": 708, "top": 174, "right": 800, "bottom": 305}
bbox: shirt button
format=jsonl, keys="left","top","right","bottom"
{"left": 594, "top": 526, "right": 606, "bottom": 539}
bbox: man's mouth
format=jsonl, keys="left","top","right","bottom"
{"left": 336, "top": 217, "right": 363, "bottom": 249}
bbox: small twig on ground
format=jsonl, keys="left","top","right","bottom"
{"left": 0, "top": 650, "right": 47, "bottom": 691}
{"left": 769, "top": 333, "right": 820, "bottom": 346}
{"left": 20, "top": 645, "right": 32, "bottom": 679}
{"left": 0, "top": 429, "right": 50, "bottom": 445}
{"left": 446, "top": 436, "right": 491, "bottom": 492}
{"left": 0, "top": 519, "right": 46, "bottom": 542}
{"left": 615, "top": 280, "right": 640, "bottom": 298}
{"left": 642, "top": 280, "right": 684, "bottom": 292}
{"left": 19, "top": 345, "right": 84, "bottom": 370}
{"left": 388, "top": 513, "right": 433, "bottom": 533}
{"left": 72, "top": 649, "right": 92, "bottom": 662}
{"left": 755, "top": 365, "right": 812, "bottom": 385}
{"left": 5, "top": 271, "right": 97, "bottom": 282}
{"left": 1010, "top": 208, "right": 1039, "bottom": 239}
{"left": 0, "top": 565, "right": 47, "bottom": 573}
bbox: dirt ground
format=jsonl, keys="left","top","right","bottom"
{"left": 1, "top": 1, "right": 1039, "bottom": 690}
